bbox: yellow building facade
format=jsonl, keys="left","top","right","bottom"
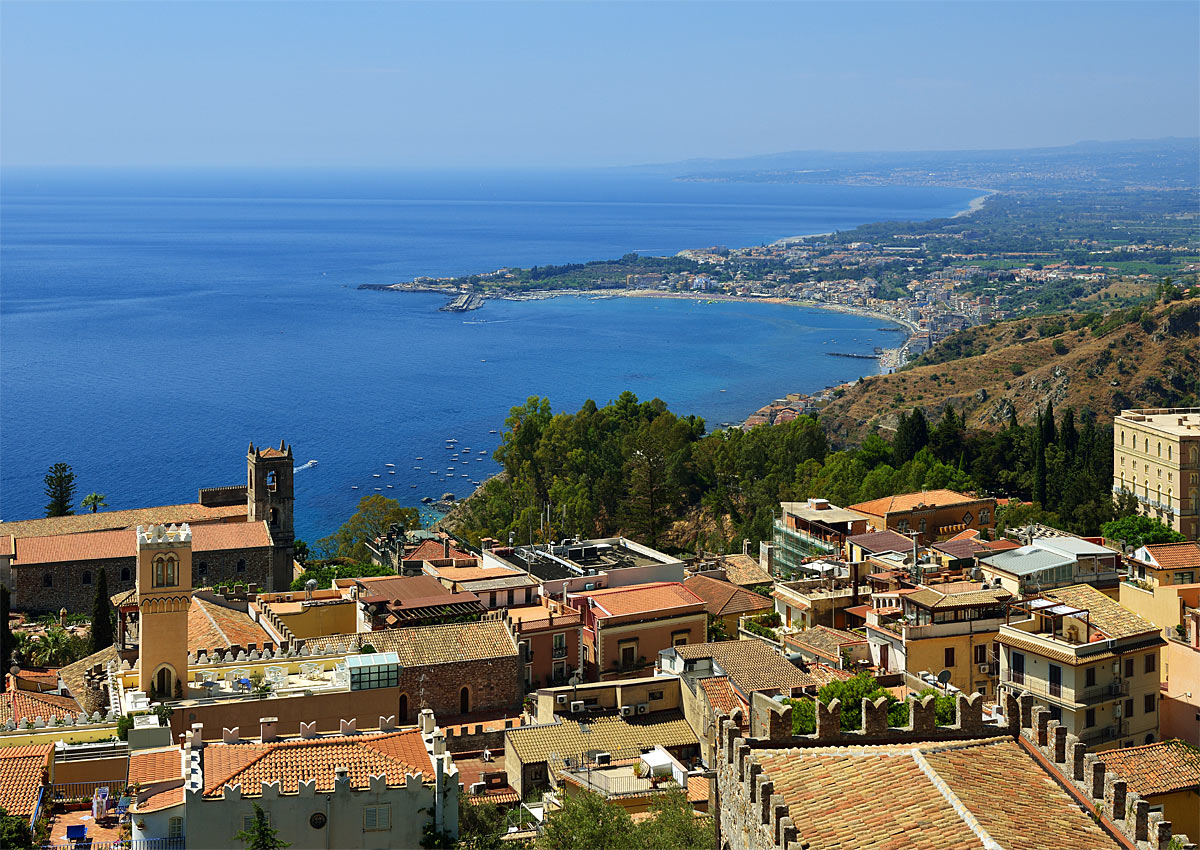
{"left": 136, "top": 523, "right": 193, "bottom": 697}
{"left": 1113, "top": 408, "right": 1200, "bottom": 541}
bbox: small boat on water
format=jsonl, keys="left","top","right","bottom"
{"left": 416, "top": 456, "right": 423, "bottom": 460}
{"left": 414, "top": 466, "right": 421, "bottom": 469}
{"left": 389, "top": 470, "right": 395, "bottom": 474}
{"left": 373, "top": 473, "right": 381, "bottom": 478}
{"left": 446, "top": 438, "right": 458, "bottom": 444}
{"left": 410, "top": 484, "right": 417, "bottom": 488}
{"left": 386, "top": 484, "right": 393, "bottom": 488}
{"left": 489, "top": 429, "right": 498, "bottom": 434}
{"left": 385, "top": 463, "right": 395, "bottom": 467}
{"left": 351, "top": 485, "right": 359, "bottom": 489}
{"left": 374, "top": 487, "right": 382, "bottom": 491}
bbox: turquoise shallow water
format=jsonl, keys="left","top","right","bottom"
{"left": 0, "top": 168, "right": 978, "bottom": 538}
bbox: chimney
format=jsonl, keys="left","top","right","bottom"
{"left": 334, "top": 766, "right": 350, "bottom": 789}
{"left": 443, "top": 538, "right": 451, "bottom": 559}
{"left": 260, "top": 717, "right": 278, "bottom": 742}
{"left": 419, "top": 708, "right": 436, "bottom": 735}
{"left": 222, "top": 727, "right": 240, "bottom": 744}
{"left": 743, "top": 538, "right": 751, "bottom": 556}
{"left": 190, "top": 722, "right": 205, "bottom": 749}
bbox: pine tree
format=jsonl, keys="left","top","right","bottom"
{"left": 894, "top": 408, "right": 930, "bottom": 465}
{"left": 234, "top": 804, "right": 290, "bottom": 850}
{"left": 44, "top": 463, "right": 77, "bottom": 517}
{"left": 90, "top": 570, "right": 114, "bottom": 653}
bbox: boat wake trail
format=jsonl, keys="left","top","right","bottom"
{"left": 294, "top": 459, "right": 319, "bottom": 472}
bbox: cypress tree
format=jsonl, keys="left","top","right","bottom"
{"left": 1034, "top": 430, "right": 1048, "bottom": 507}
{"left": 90, "top": 569, "right": 114, "bottom": 653}
{"left": 1040, "top": 400, "right": 1057, "bottom": 448}
{"left": 1060, "top": 407, "right": 1079, "bottom": 458}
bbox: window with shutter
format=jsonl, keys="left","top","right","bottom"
{"left": 364, "top": 805, "right": 391, "bottom": 831}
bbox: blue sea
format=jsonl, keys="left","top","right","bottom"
{"left": 0, "top": 168, "right": 979, "bottom": 540}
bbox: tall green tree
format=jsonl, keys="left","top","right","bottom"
{"left": 234, "top": 803, "right": 290, "bottom": 850}
{"left": 44, "top": 463, "right": 76, "bottom": 517}
{"left": 90, "top": 570, "right": 114, "bottom": 653}
{"left": 535, "top": 788, "right": 637, "bottom": 850}
{"left": 635, "top": 790, "right": 713, "bottom": 850}
{"left": 312, "top": 494, "right": 422, "bottom": 562}
{"left": 893, "top": 408, "right": 929, "bottom": 465}
{"left": 1101, "top": 515, "right": 1186, "bottom": 549}
{"left": 81, "top": 493, "right": 108, "bottom": 513}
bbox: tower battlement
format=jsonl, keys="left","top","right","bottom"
{"left": 136, "top": 522, "right": 192, "bottom": 548}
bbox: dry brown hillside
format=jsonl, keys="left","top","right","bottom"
{"left": 820, "top": 297, "right": 1199, "bottom": 444}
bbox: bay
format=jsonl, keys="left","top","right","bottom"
{"left": 0, "top": 168, "right": 979, "bottom": 539}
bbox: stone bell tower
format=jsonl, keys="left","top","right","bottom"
{"left": 136, "top": 523, "right": 193, "bottom": 698}
{"left": 247, "top": 440, "right": 295, "bottom": 592}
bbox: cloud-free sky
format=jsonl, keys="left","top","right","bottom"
{"left": 2, "top": 1, "right": 1197, "bottom": 168}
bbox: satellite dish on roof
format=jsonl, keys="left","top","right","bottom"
{"left": 936, "top": 669, "right": 952, "bottom": 686}
{"left": 568, "top": 674, "right": 581, "bottom": 687}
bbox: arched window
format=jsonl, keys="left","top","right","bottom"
{"left": 153, "top": 555, "right": 178, "bottom": 588}
{"left": 398, "top": 694, "right": 409, "bottom": 723}
{"left": 236, "top": 559, "right": 247, "bottom": 573}
{"left": 197, "top": 561, "right": 208, "bottom": 576}
{"left": 459, "top": 686, "right": 470, "bottom": 715}
{"left": 81, "top": 571, "right": 92, "bottom": 586}
{"left": 121, "top": 567, "right": 131, "bottom": 582}
{"left": 1168, "top": 445, "right": 1173, "bottom": 460}
{"left": 1157, "top": 442, "right": 1162, "bottom": 457}
{"left": 267, "top": 470, "right": 278, "bottom": 491}
{"left": 1120, "top": 430, "right": 1125, "bottom": 445}
{"left": 1145, "top": 733, "right": 1155, "bottom": 745}
{"left": 269, "top": 507, "right": 279, "bottom": 528}
{"left": 43, "top": 573, "right": 53, "bottom": 588}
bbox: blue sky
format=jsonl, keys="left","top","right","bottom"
{"left": 2, "top": 1, "right": 1197, "bottom": 168}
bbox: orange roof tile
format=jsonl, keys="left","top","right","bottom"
{"left": 202, "top": 730, "right": 432, "bottom": 797}
{"left": 129, "top": 747, "right": 183, "bottom": 785}
{"left": 0, "top": 744, "right": 52, "bottom": 817}
{"left": 699, "top": 677, "right": 748, "bottom": 724}
{"left": 683, "top": 575, "right": 773, "bottom": 618}
{"left": 192, "top": 521, "right": 271, "bottom": 552}
{"left": 11, "top": 519, "right": 269, "bottom": 565}
{"left": 136, "top": 785, "right": 183, "bottom": 813}
{"left": 0, "top": 689, "right": 81, "bottom": 725}
{"left": 257, "top": 447, "right": 288, "bottom": 458}
{"left": 785, "top": 625, "right": 866, "bottom": 662}
{"left": 1141, "top": 541, "right": 1200, "bottom": 571}
{"left": 686, "top": 775, "right": 710, "bottom": 804}
{"left": 0, "top": 503, "right": 247, "bottom": 540}
{"left": 719, "top": 554, "right": 773, "bottom": 588}
{"left": 188, "top": 597, "right": 273, "bottom": 652}
{"left": 757, "top": 737, "right": 1120, "bottom": 850}
{"left": 849, "top": 489, "right": 985, "bottom": 518}
{"left": 1100, "top": 740, "right": 1200, "bottom": 796}
{"left": 575, "top": 582, "right": 705, "bottom": 619}
{"left": 406, "top": 539, "right": 472, "bottom": 562}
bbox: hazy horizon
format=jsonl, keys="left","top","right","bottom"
{"left": 3, "top": 1, "right": 1197, "bottom": 170}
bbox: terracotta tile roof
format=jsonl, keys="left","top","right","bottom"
{"left": 0, "top": 535, "right": 13, "bottom": 557}
{"left": 672, "top": 641, "right": 816, "bottom": 693}
{"left": 1142, "top": 541, "right": 1200, "bottom": 571}
{"left": 948, "top": 528, "right": 981, "bottom": 542}
{"left": 575, "top": 582, "right": 706, "bottom": 619}
{"left": 13, "top": 666, "right": 61, "bottom": 688}
{"left": 0, "top": 503, "right": 247, "bottom": 540}
{"left": 192, "top": 521, "right": 272, "bottom": 552}
{"left": 786, "top": 625, "right": 866, "bottom": 662}
{"left": 845, "top": 529, "right": 914, "bottom": 553}
{"left": 59, "top": 645, "right": 118, "bottom": 714}
{"left": 757, "top": 737, "right": 1120, "bottom": 850}
{"left": 406, "top": 539, "right": 472, "bottom": 562}
{"left": 699, "top": 677, "right": 748, "bottom": 723}
{"left": 202, "top": 729, "right": 432, "bottom": 796}
{"left": 1100, "top": 740, "right": 1200, "bottom": 796}
{"left": 0, "top": 744, "right": 52, "bottom": 817}
{"left": 187, "top": 596, "right": 273, "bottom": 652}
{"left": 136, "top": 785, "right": 183, "bottom": 813}
{"left": 807, "top": 662, "right": 855, "bottom": 688}
{"left": 10, "top": 519, "right": 269, "bottom": 565}
{"left": 1044, "top": 584, "right": 1157, "bottom": 639}
{"left": 355, "top": 574, "right": 454, "bottom": 603}
{"left": 933, "top": 538, "right": 990, "bottom": 560}
{"left": 506, "top": 712, "right": 697, "bottom": 765}
{"left": 257, "top": 447, "right": 288, "bottom": 458}
{"left": 0, "top": 689, "right": 81, "bottom": 725}
{"left": 719, "top": 554, "right": 773, "bottom": 588}
{"left": 686, "top": 774, "right": 709, "bottom": 804}
{"left": 982, "top": 539, "right": 1021, "bottom": 551}
{"left": 905, "top": 584, "right": 1012, "bottom": 610}
{"left": 304, "top": 620, "right": 517, "bottom": 666}
{"left": 14, "top": 528, "right": 135, "bottom": 564}
{"left": 683, "top": 575, "right": 773, "bottom": 618}
{"left": 129, "top": 747, "right": 183, "bottom": 785}
{"left": 996, "top": 631, "right": 1120, "bottom": 667}
{"left": 849, "top": 489, "right": 985, "bottom": 518}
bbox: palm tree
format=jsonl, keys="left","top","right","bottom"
{"left": 29, "top": 627, "right": 87, "bottom": 667}
{"left": 81, "top": 493, "right": 108, "bottom": 513}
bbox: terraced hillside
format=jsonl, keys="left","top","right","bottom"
{"left": 820, "top": 297, "right": 1199, "bottom": 444}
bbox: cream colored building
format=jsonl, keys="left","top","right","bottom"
{"left": 1113, "top": 408, "right": 1200, "bottom": 541}
{"left": 998, "top": 584, "right": 1165, "bottom": 751}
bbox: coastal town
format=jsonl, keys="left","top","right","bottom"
{"left": 3, "top": 407, "right": 1199, "bottom": 849}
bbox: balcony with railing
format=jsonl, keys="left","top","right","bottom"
{"left": 1079, "top": 720, "right": 1127, "bottom": 745}
{"left": 552, "top": 645, "right": 569, "bottom": 659}
{"left": 1000, "top": 671, "right": 1129, "bottom": 708}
